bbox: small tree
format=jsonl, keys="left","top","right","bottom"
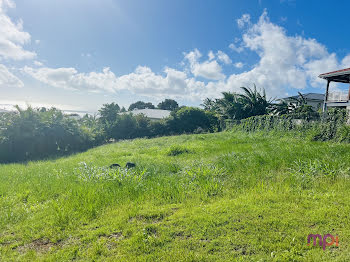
{"left": 98, "top": 102, "right": 120, "bottom": 125}
{"left": 128, "top": 101, "right": 155, "bottom": 111}
{"left": 167, "top": 107, "right": 217, "bottom": 133}
{"left": 134, "top": 114, "right": 151, "bottom": 138}
{"left": 110, "top": 114, "right": 137, "bottom": 140}
{"left": 157, "top": 99, "right": 179, "bottom": 111}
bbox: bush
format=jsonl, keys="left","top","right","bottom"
{"left": 166, "top": 107, "right": 218, "bottom": 134}
{"left": 0, "top": 107, "right": 96, "bottom": 163}
{"left": 110, "top": 114, "right": 138, "bottom": 140}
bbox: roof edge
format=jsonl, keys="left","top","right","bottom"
{"left": 319, "top": 67, "right": 350, "bottom": 78}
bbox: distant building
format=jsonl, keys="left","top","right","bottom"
{"left": 278, "top": 93, "right": 325, "bottom": 110}
{"left": 119, "top": 109, "right": 171, "bottom": 121}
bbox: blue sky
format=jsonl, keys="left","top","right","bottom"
{"left": 1, "top": 0, "right": 350, "bottom": 112}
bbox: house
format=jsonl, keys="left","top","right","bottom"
{"left": 119, "top": 109, "right": 171, "bottom": 121}
{"left": 278, "top": 93, "right": 325, "bottom": 110}
{"left": 319, "top": 68, "right": 350, "bottom": 112}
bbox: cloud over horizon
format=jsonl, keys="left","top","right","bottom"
{"left": 24, "top": 10, "right": 350, "bottom": 101}
{"left": 2, "top": 2, "right": 350, "bottom": 108}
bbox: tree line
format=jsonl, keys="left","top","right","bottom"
{"left": 0, "top": 99, "right": 217, "bottom": 163}
{"left": 0, "top": 88, "right": 316, "bottom": 163}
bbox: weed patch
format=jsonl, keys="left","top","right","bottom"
{"left": 166, "top": 145, "right": 192, "bottom": 156}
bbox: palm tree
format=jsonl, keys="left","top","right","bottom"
{"left": 202, "top": 85, "right": 271, "bottom": 121}
{"left": 215, "top": 92, "right": 246, "bottom": 120}
{"left": 271, "top": 101, "right": 290, "bottom": 115}
{"left": 238, "top": 85, "right": 271, "bottom": 118}
{"left": 201, "top": 98, "right": 216, "bottom": 111}
{"left": 291, "top": 92, "right": 307, "bottom": 106}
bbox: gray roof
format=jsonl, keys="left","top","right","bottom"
{"left": 279, "top": 93, "right": 325, "bottom": 101}
{"left": 121, "top": 109, "right": 171, "bottom": 119}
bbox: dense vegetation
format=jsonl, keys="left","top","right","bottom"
{"left": 0, "top": 107, "right": 99, "bottom": 163}
{"left": 202, "top": 85, "right": 272, "bottom": 121}
{"left": 0, "top": 131, "right": 349, "bottom": 261}
{"left": 0, "top": 86, "right": 271, "bottom": 163}
{"left": 238, "top": 108, "right": 350, "bottom": 142}
{"left": 0, "top": 87, "right": 344, "bottom": 164}
{"left": 0, "top": 100, "right": 217, "bottom": 163}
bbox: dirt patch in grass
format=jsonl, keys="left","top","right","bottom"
{"left": 17, "top": 238, "right": 60, "bottom": 253}
{"left": 99, "top": 231, "right": 124, "bottom": 241}
{"left": 128, "top": 209, "right": 176, "bottom": 224}
{"left": 108, "top": 232, "right": 123, "bottom": 240}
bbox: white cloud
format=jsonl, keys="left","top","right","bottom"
{"left": 24, "top": 66, "right": 118, "bottom": 92}
{"left": 23, "top": 65, "right": 208, "bottom": 99}
{"left": 0, "top": 64, "right": 24, "bottom": 88}
{"left": 341, "top": 55, "right": 350, "bottom": 69}
{"left": 81, "top": 53, "right": 92, "bottom": 58}
{"left": 118, "top": 66, "right": 205, "bottom": 97}
{"left": 192, "top": 60, "right": 225, "bottom": 80}
{"left": 217, "top": 51, "right": 232, "bottom": 64}
{"left": 222, "top": 10, "right": 345, "bottom": 97}
{"left": 234, "top": 62, "right": 244, "bottom": 68}
{"left": 0, "top": 0, "right": 36, "bottom": 60}
{"left": 208, "top": 51, "right": 215, "bottom": 60}
{"left": 0, "top": 0, "right": 15, "bottom": 10}
{"left": 33, "top": 60, "right": 43, "bottom": 66}
{"left": 237, "top": 14, "right": 251, "bottom": 28}
{"left": 229, "top": 43, "right": 244, "bottom": 53}
{"left": 184, "top": 49, "right": 225, "bottom": 80}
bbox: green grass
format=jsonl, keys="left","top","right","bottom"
{"left": 1, "top": 130, "right": 350, "bottom": 261}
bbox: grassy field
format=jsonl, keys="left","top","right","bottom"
{"left": 1, "top": 130, "right": 350, "bottom": 261}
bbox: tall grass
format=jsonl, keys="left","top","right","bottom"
{"left": 1, "top": 131, "right": 350, "bottom": 260}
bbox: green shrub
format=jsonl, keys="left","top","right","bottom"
{"left": 166, "top": 107, "right": 218, "bottom": 134}
{"left": 0, "top": 107, "right": 96, "bottom": 163}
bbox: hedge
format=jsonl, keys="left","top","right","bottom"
{"left": 235, "top": 109, "right": 350, "bottom": 142}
